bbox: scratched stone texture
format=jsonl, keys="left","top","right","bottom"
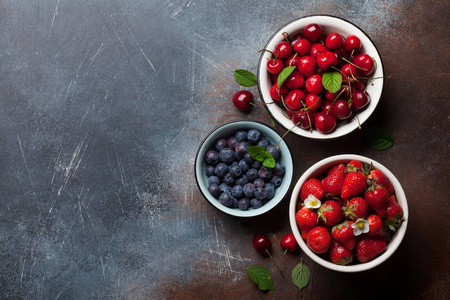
{"left": 0, "top": 0, "right": 449, "bottom": 299}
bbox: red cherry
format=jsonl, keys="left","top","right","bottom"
{"left": 285, "top": 53, "right": 300, "bottom": 69}
{"left": 344, "top": 35, "right": 361, "bottom": 53}
{"left": 303, "top": 23, "right": 322, "bottom": 42}
{"left": 273, "top": 41, "right": 292, "bottom": 59}
{"left": 324, "top": 91, "right": 338, "bottom": 102}
{"left": 352, "top": 90, "right": 371, "bottom": 110}
{"left": 309, "top": 43, "right": 328, "bottom": 58}
{"left": 325, "top": 32, "right": 344, "bottom": 50}
{"left": 267, "top": 59, "right": 284, "bottom": 75}
{"left": 232, "top": 90, "right": 253, "bottom": 111}
{"left": 252, "top": 234, "right": 272, "bottom": 255}
{"left": 297, "top": 55, "right": 316, "bottom": 78}
{"left": 321, "top": 100, "right": 333, "bottom": 113}
{"left": 293, "top": 38, "right": 311, "bottom": 56}
{"left": 314, "top": 112, "right": 337, "bottom": 133}
{"left": 340, "top": 63, "right": 358, "bottom": 83}
{"left": 305, "top": 93, "right": 322, "bottom": 111}
{"left": 353, "top": 54, "right": 375, "bottom": 76}
{"left": 284, "top": 89, "right": 306, "bottom": 112}
{"left": 354, "top": 78, "right": 367, "bottom": 91}
{"left": 285, "top": 71, "right": 305, "bottom": 90}
{"left": 333, "top": 47, "right": 351, "bottom": 68}
{"left": 290, "top": 34, "right": 303, "bottom": 46}
{"left": 280, "top": 233, "right": 298, "bottom": 253}
{"left": 341, "top": 84, "right": 356, "bottom": 100}
{"left": 292, "top": 111, "right": 315, "bottom": 130}
{"left": 330, "top": 99, "right": 352, "bottom": 120}
{"left": 305, "top": 74, "right": 324, "bottom": 94}
{"left": 270, "top": 82, "right": 289, "bottom": 101}
{"left": 316, "top": 51, "right": 338, "bottom": 71}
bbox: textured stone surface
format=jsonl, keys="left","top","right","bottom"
{"left": 0, "top": 0, "right": 448, "bottom": 299}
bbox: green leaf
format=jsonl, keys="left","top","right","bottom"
{"left": 247, "top": 146, "right": 266, "bottom": 161}
{"left": 292, "top": 260, "right": 310, "bottom": 291}
{"left": 363, "top": 126, "right": 394, "bottom": 150}
{"left": 277, "top": 66, "right": 296, "bottom": 89}
{"left": 234, "top": 69, "right": 257, "bottom": 87}
{"left": 262, "top": 155, "right": 276, "bottom": 168}
{"left": 322, "top": 71, "right": 343, "bottom": 93}
{"left": 246, "top": 265, "right": 274, "bottom": 291}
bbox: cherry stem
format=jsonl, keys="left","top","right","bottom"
{"left": 250, "top": 102, "right": 277, "bottom": 129}
{"left": 276, "top": 122, "right": 299, "bottom": 150}
{"left": 282, "top": 32, "right": 292, "bottom": 42}
{"left": 265, "top": 249, "right": 285, "bottom": 278}
{"left": 342, "top": 57, "right": 367, "bottom": 71}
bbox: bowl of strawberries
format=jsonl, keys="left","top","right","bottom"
{"left": 289, "top": 154, "right": 408, "bottom": 272}
{"left": 257, "top": 15, "right": 384, "bottom": 139}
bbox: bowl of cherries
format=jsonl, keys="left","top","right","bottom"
{"left": 195, "top": 120, "right": 294, "bottom": 217}
{"left": 289, "top": 154, "right": 408, "bottom": 272}
{"left": 257, "top": 15, "right": 384, "bottom": 139}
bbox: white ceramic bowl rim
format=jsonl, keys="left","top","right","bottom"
{"left": 195, "top": 120, "right": 294, "bottom": 217}
{"left": 289, "top": 154, "right": 408, "bottom": 272}
{"left": 257, "top": 15, "right": 385, "bottom": 140}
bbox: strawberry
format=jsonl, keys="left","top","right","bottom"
{"left": 300, "top": 178, "right": 324, "bottom": 202}
{"left": 306, "top": 226, "right": 332, "bottom": 254}
{"left": 346, "top": 160, "right": 363, "bottom": 173}
{"left": 343, "top": 197, "right": 369, "bottom": 221}
{"left": 341, "top": 172, "right": 367, "bottom": 200}
{"left": 295, "top": 206, "right": 319, "bottom": 240}
{"left": 366, "top": 214, "right": 386, "bottom": 238}
{"left": 368, "top": 169, "right": 395, "bottom": 195}
{"left": 332, "top": 221, "right": 356, "bottom": 250}
{"left": 383, "top": 195, "right": 405, "bottom": 240}
{"left": 355, "top": 236, "right": 386, "bottom": 263}
{"left": 318, "top": 200, "right": 344, "bottom": 228}
{"left": 364, "top": 183, "right": 389, "bottom": 217}
{"left": 322, "top": 163, "right": 346, "bottom": 196}
{"left": 329, "top": 240, "right": 353, "bottom": 265}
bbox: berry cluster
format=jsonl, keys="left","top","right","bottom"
{"left": 265, "top": 23, "right": 375, "bottom": 134}
{"left": 295, "top": 160, "right": 404, "bottom": 265}
{"left": 204, "top": 129, "right": 286, "bottom": 210}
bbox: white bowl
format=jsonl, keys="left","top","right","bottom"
{"left": 257, "top": 15, "right": 384, "bottom": 139}
{"left": 289, "top": 154, "right": 408, "bottom": 272}
{"left": 195, "top": 121, "right": 293, "bottom": 217}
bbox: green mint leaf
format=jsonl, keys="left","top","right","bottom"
{"left": 234, "top": 69, "right": 257, "bottom": 87}
{"left": 292, "top": 260, "right": 310, "bottom": 291}
{"left": 277, "top": 66, "right": 296, "bottom": 89}
{"left": 262, "top": 155, "right": 276, "bottom": 168}
{"left": 246, "top": 265, "right": 274, "bottom": 291}
{"left": 322, "top": 71, "right": 343, "bottom": 93}
{"left": 247, "top": 146, "right": 266, "bottom": 161}
{"left": 363, "top": 126, "right": 394, "bottom": 150}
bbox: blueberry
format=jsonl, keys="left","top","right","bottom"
{"left": 238, "top": 159, "right": 250, "bottom": 173}
{"left": 231, "top": 185, "right": 244, "bottom": 199}
{"left": 244, "top": 153, "right": 255, "bottom": 164}
{"left": 270, "top": 175, "right": 283, "bottom": 187}
{"left": 247, "top": 129, "right": 261, "bottom": 143}
{"left": 235, "top": 141, "right": 250, "bottom": 157}
{"left": 208, "top": 183, "right": 221, "bottom": 199}
{"left": 251, "top": 160, "right": 262, "bottom": 169}
{"left": 219, "top": 148, "right": 236, "bottom": 164}
{"left": 264, "top": 183, "right": 275, "bottom": 200}
{"left": 231, "top": 196, "right": 239, "bottom": 208}
{"left": 219, "top": 183, "right": 232, "bottom": 193}
{"left": 238, "top": 198, "right": 250, "bottom": 210}
{"left": 227, "top": 136, "right": 237, "bottom": 149}
{"left": 243, "top": 183, "right": 255, "bottom": 198}
{"left": 222, "top": 173, "right": 235, "bottom": 186}
{"left": 214, "top": 138, "right": 228, "bottom": 151}
{"left": 246, "top": 168, "right": 258, "bottom": 182}
{"left": 253, "top": 178, "right": 265, "bottom": 188}
{"left": 266, "top": 145, "right": 280, "bottom": 160}
{"left": 258, "top": 166, "right": 273, "bottom": 181}
{"left": 235, "top": 175, "right": 248, "bottom": 186}
{"left": 254, "top": 187, "right": 267, "bottom": 200}
{"left": 235, "top": 130, "right": 248, "bottom": 142}
{"left": 207, "top": 175, "right": 221, "bottom": 186}
{"left": 214, "top": 163, "right": 228, "bottom": 177}
{"left": 273, "top": 163, "right": 286, "bottom": 176}
{"left": 219, "top": 192, "right": 233, "bottom": 207}
{"left": 205, "top": 165, "right": 215, "bottom": 176}
{"left": 205, "top": 150, "right": 220, "bottom": 165}
{"left": 250, "top": 198, "right": 262, "bottom": 209}
{"left": 256, "top": 136, "right": 270, "bottom": 148}
{"left": 229, "top": 162, "right": 243, "bottom": 177}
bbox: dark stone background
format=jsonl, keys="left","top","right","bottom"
{"left": 0, "top": 0, "right": 448, "bottom": 299}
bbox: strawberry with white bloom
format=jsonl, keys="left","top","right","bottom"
{"left": 351, "top": 218, "right": 369, "bottom": 236}
{"left": 304, "top": 194, "right": 321, "bottom": 209}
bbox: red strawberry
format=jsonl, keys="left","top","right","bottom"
{"left": 307, "top": 226, "right": 332, "bottom": 254}
{"left": 329, "top": 240, "right": 353, "bottom": 265}
{"left": 355, "top": 236, "right": 386, "bottom": 263}
{"left": 384, "top": 195, "right": 405, "bottom": 237}
{"left": 332, "top": 221, "right": 356, "bottom": 250}
{"left": 322, "top": 163, "right": 346, "bottom": 196}
{"left": 366, "top": 214, "right": 386, "bottom": 238}
{"left": 341, "top": 172, "right": 367, "bottom": 200}
{"left": 368, "top": 169, "right": 395, "bottom": 195}
{"left": 346, "top": 160, "right": 363, "bottom": 173}
{"left": 318, "top": 200, "right": 344, "bottom": 228}
{"left": 343, "top": 197, "right": 369, "bottom": 221}
{"left": 295, "top": 206, "right": 319, "bottom": 240}
{"left": 364, "top": 183, "right": 389, "bottom": 217}
{"left": 300, "top": 178, "right": 324, "bottom": 202}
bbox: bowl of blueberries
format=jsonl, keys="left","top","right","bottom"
{"left": 195, "top": 120, "right": 293, "bottom": 217}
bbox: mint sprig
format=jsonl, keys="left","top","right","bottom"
{"left": 247, "top": 146, "right": 276, "bottom": 168}
{"left": 363, "top": 126, "right": 394, "bottom": 150}
{"left": 246, "top": 265, "right": 274, "bottom": 291}
{"left": 322, "top": 71, "right": 342, "bottom": 93}
{"left": 292, "top": 259, "right": 310, "bottom": 291}
{"left": 234, "top": 69, "right": 257, "bottom": 87}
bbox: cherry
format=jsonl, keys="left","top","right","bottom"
{"left": 285, "top": 71, "right": 304, "bottom": 90}
{"left": 303, "top": 23, "right": 322, "bottom": 42}
{"left": 305, "top": 74, "right": 324, "bottom": 94}
{"left": 232, "top": 90, "right": 253, "bottom": 111}
{"left": 289, "top": 33, "right": 303, "bottom": 46}
{"left": 314, "top": 112, "right": 337, "bottom": 133}
{"left": 297, "top": 55, "right": 316, "bottom": 78}
{"left": 292, "top": 111, "right": 314, "bottom": 130}
{"left": 305, "top": 93, "right": 322, "bottom": 111}
{"left": 354, "top": 78, "right": 367, "bottom": 91}
{"left": 316, "top": 51, "right": 338, "bottom": 71}
{"left": 267, "top": 58, "right": 284, "bottom": 75}
{"left": 330, "top": 99, "right": 352, "bottom": 120}
{"left": 252, "top": 233, "right": 272, "bottom": 255}
{"left": 285, "top": 53, "right": 300, "bottom": 69}
{"left": 293, "top": 38, "right": 311, "bottom": 56}
{"left": 284, "top": 89, "right": 305, "bottom": 111}
{"left": 341, "top": 84, "right": 356, "bottom": 100}
{"left": 333, "top": 47, "right": 351, "bottom": 68}
{"left": 270, "top": 82, "right": 289, "bottom": 101}
{"left": 309, "top": 43, "right": 328, "bottom": 58}
{"left": 273, "top": 41, "right": 292, "bottom": 59}
{"left": 352, "top": 90, "right": 371, "bottom": 110}
{"left": 344, "top": 34, "right": 362, "bottom": 53}
{"left": 340, "top": 63, "right": 358, "bottom": 83}
{"left": 280, "top": 233, "right": 298, "bottom": 253}
{"left": 353, "top": 53, "right": 375, "bottom": 76}
{"left": 325, "top": 32, "right": 344, "bottom": 50}
{"left": 321, "top": 100, "right": 333, "bottom": 113}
